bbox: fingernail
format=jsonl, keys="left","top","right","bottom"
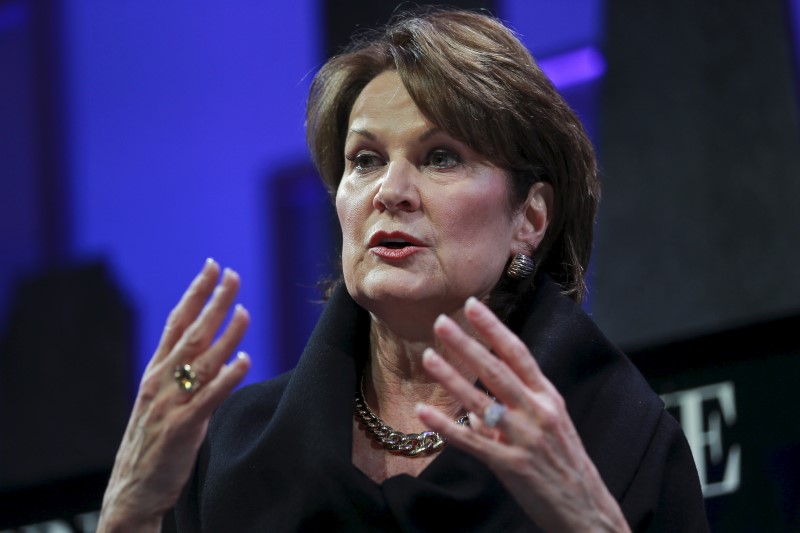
{"left": 468, "top": 412, "right": 480, "bottom": 427}
{"left": 202, "top": 258, "right": 217, "bottom": 275}
{"left": 236, "top": 350, "right": 248, "bottom": 360}
{"left": 434, "top": 314, "right": 448, "bottom": 329}
{"left": 422, "top": 347, "right": 438, "bottom": 364}
{"left": 415, "top": 402, "right": 429, "bottom": 416}
{"left": 466, "top": 296, "right": 487, "bottom": 316}
{"left": 235, "top": 303, "right": 245, "bottom": 313}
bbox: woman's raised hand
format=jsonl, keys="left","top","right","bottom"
{"left": 98, "top": 259, "right": 251, "bottom": 532}
{"left": 417, "top": 297, "right": 630, "bottom": 533}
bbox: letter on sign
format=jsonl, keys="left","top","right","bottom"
{"left": 661, "top": 381, "right": 740, "bottom": 498}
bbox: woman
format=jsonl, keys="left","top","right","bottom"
{"left": 99, "top": 9, "right": 707, "bottom": 532}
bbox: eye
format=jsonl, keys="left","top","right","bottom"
{"left": 426, "top": 149, "right": 461, "bottom": 169}
{"left": 346, "top": 151, "right": 384, "bottom": 172}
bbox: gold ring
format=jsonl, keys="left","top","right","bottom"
{"left": 174, "top": 363, "right": 198, "bottom": 392}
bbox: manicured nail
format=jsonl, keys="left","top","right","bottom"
{"left": 434, "top": 314, "right": 448, "bottom": 329}
{"left": 465, "top": 297, "right": 487, "bottom": 316}
{"left": 236, "top": 350, "right": 248, "bottom": 360}
{"left": 415, "top": 402, "right": 430, "bottom": 416}
{"left": 201, "top": 258, "right": 217, "bottom": 275}
{"left": 422, "top": 347, "right": 438, "bottom": 364}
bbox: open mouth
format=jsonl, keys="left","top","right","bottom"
{"left": 380, "top": 239, "right": 412, "bottom": 249}
{"left": 369, "top": 233, "right": 423, "bottom": 259}
{"left": 368, "top": 231, "right": 424, "bottom": 251}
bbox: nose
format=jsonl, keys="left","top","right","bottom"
{"left": 373, "top": 160, "right": 420, "bottom": 213}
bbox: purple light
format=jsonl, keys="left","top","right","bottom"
{"left": 539, "top": 46, "right": 606, "bottom": 89}
{"left": 0, "top": 1, "right": 27, "bottom": 33}
{"left": 791, "top": 0, "right": 800, "bottom": 68}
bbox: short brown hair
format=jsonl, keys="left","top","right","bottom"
{"left": 306, "top": 8, "right": 599, "bottom": 307}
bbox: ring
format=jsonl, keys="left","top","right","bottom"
{"left": 482, "top": 401, "right": 506, "bottom": 428}
{"left": 174, "top": 363, "right": 198, "bottom": 392}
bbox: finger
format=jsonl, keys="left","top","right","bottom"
{"left": 182, "top": 304, "right": 250, "bottom": 390}
{"left": 464, "top": 297, "right": 545, "bottom": 391}
{"left": 170, "top": 268, "right": 241, "bottom": 365}
{"left": 153, "top": 258, "right": 220, "bottom": 365}
{"left": 422, "top": 348, "right": 496, "bottom": 417}
{"left": 433, "top": 313, "right": 528, "bottom": 408}
{"left": 467, "top": 411, "right": 504, "bottom": 440}
{"left": 183, "top": 352, "right": 251, "bottom": 425}
{"left": 416, "top": 402, "right": 504, "bottom": 464}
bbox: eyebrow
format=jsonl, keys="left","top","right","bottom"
{"left": 346, "top": 128, "right": 376, "bottom": 141}
{"left": 345, "top": 127, "right": 444, "bottom": 143}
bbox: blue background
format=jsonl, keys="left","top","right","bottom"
{"left": 1, "top": 0, "right": 612, "bottom": 385}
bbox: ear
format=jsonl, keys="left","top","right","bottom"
{"left": 511, "top": 181, "right": 553, "bottom": 255}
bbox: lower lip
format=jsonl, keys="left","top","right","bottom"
{"left": 370, "top": 246, "right": 423, "bottom": 260}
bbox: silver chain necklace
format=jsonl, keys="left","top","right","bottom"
{"left": 354, "top": 376, "right": 470, "bottom": 457}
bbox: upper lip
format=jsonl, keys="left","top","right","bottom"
{"left": 368, "top": 230, "right": 426, "bottom": 248}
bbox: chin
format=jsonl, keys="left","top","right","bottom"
{"left": 355, "top": 284, "right": 431, "bottom": 307}
{"left": 357, "top": 284, "right": 465, "bottom": 319}
{"left": 351, "top": 268, "right": 427, "bottom": 298}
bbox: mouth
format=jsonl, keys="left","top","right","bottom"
{"left": 368, "top": 231, "right": 425, "bottom": 249}
{"left": 380, "top": 238, "right": 414, "bottom": 249}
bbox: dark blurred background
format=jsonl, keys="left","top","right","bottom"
{"left": 1, "top": 0, "right": 798, "bottom": 530}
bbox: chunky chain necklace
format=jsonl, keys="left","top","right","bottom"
{"left": 354, "top": 376, "right": 469, "bottom": 457}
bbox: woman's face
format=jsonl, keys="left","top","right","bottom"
{"left": 336, "top": 71, "right": 528, "bottom": 326}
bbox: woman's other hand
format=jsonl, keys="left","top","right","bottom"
{"left": 98, "top": 259, "right": 251, "bottom": 532}
{"left": 417, "top": 297, "right": 630, "bottom": 533}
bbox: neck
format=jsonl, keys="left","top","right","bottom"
{"left": 363, "top": 311, "right": 477, "bottom": 432}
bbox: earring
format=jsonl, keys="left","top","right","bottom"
{"left": 506, "top": 253, "right": 535, "bottom": 280}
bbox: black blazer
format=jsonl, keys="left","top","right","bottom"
{"left": 173, "top": 276, "right": 708, "bottom": 532}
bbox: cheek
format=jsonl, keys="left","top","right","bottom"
{"left": 335, "top": 186, "right": 358, "bottom": 240}
{"left": 449, "top": 192, "right": 511, "bottom": 242}
{"left": 334, "top": 193, "right": 348, "bottom": 236}
{"left": 335, "top": 185, "right": 367, "bottom": 269}
{"left": 446, "top": 196, "right": 516, "bottom": 284}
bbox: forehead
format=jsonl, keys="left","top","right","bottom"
{"left": 347, "top": 71, "right": 432, "bottom": 133}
